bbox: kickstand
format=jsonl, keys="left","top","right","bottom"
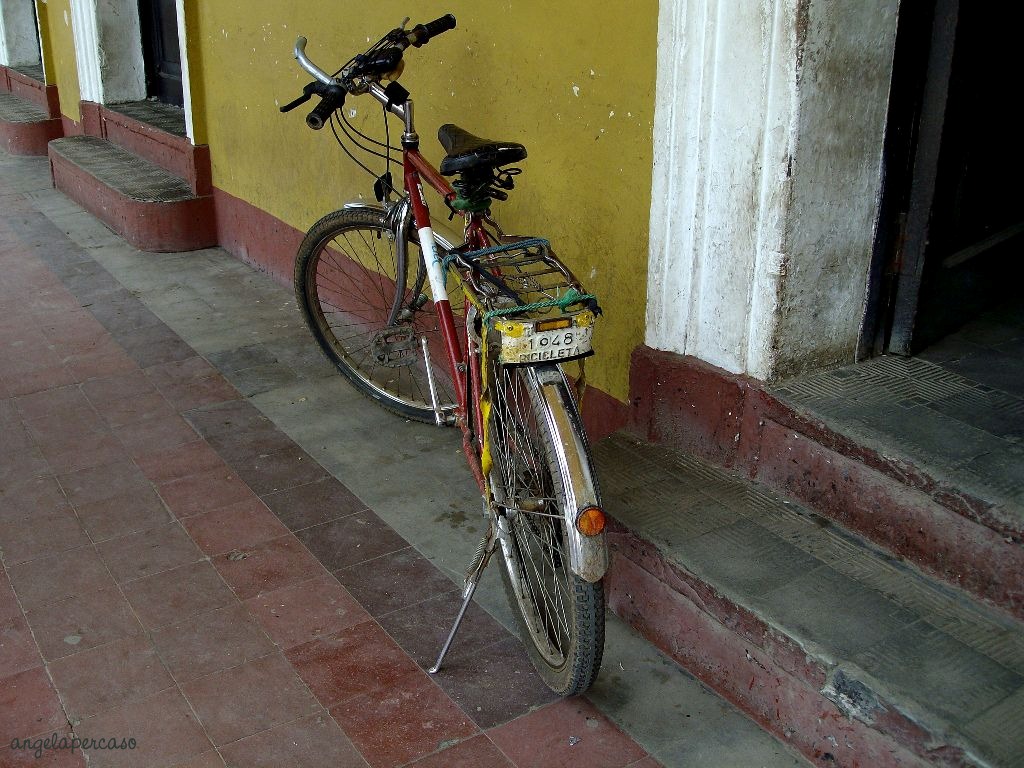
{"left": 429, "top": 524, "right": 498, "bottom": 675}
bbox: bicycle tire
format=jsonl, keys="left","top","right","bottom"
{"left": 488, "top": 363, "right": 605, "bottom": 695}
{"left": 294, "top": 208, "right": 457, "bottom": 422}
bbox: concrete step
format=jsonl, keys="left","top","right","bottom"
{"left": 47, "top": 135, "right": 215, "bottom": 252}
{"left": 80, "top": 100, "right": 211, "bottom": 196}
{"left": 596, "top": 431, "right": 1024, "bottom": 768}
{"left": 1, "top": 64, "right": 60, "bottom": 117}
{"left": 629, "top": 346, "right": 1024, "bottom": 621}
{"left": 0, "top": 92, "right": 62, "bottom": 155}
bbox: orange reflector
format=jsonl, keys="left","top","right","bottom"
{"left": 576, "top": 506, "right": 606, "bottom": 536}
{"left": 535, "top": 317, "right": 572, "bottom": 332}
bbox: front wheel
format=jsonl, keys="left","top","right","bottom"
{"left": 488, "top": 364, "right": 605, "bottom": 695}
{"left": 294, "top": 208, "right": 457, "bottom": 422}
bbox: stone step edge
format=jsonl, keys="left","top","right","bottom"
{"left": 48, "top": 138, "right": 216, "bottom": 253}
{"left": 606, "top": 523, "right": 983, "bottom": 768}
{"left": 0, "top": 93, "right": 62, "bottom": 156}
{"left": 79, "top": 100, "right": 211, "bottom": 196}
{"left": 628, "top": 346, "right": 1024, "bottom": 620}
{"left": 1, "top": 65, "right": 60, "bottom": 118}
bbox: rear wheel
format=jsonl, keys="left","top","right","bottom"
{"left": 294, "top": 208, "right": 457, "bottom": 422}
{"left": 488, "top": 364, "right": 604, "bottom": 695}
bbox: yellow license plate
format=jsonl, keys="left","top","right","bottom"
{"left": 492, "top": 311, "right": 595, "bottom": 365}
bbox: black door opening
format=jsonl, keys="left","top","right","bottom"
{"left": 865, "top": 0, "right": 1024, "bottom": 357}
{"left": 138, "top": 0, "right": 183, "bottom": 107}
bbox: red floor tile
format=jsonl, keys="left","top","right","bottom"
{"left": 91, "top": 390, "right": 176, "bottom": 429}
{"left": 114, "top": 414, "right": 200, "bottom": 457}
{"left": 159, "top": 376, "right": 241, "bottom": 412}
{"left": 14, "top": 384, "right": 91, "bottom": 422}
{"left": 74, "top": 687, "right": 212, "bottom": 768}
{"left": 330, "top": 670, "right": 478, "bottom": 768}
{"left": 38, "top": 430, "right": 129, "bottom": 475}
{"left": 24, "top": 586, "right": 142, "bottom": 661}
{"left": 145, "top": 356, "right": 220, "bottom": 389}
{"left": 157, "top": 467, "right": 258, "bottom": 519}
{"left": 7, "top": 545, "right": 114, "bottom": 611}
{"left": 1, "top": 479, "right": 66, "bottom": 531}
{"left": 57, "top": 460, "right": 150, "bottom": 508}
{"left": 151, "top": 602, "right": 276, "bottom": 683}
{"left": 0, "top": 666, "right": 66, "bottom": 742}
{"left": 181, "top": 652, "right": 320, "bottom": 746}
{"left": 212, "top": 534, "right": 322, "bottom": 600}
{"left": 261, "top": 477, "right": 367, "bottom": 532}
{"left": 335, "top": 547, "right": 457, "bottom": 618}
{"left": 0, "top": 614, "right": 42, "bottom": 678}
{"left": 25, "top": 409, "right": 108, "bottom": 443}
{"left": 0, "top": 448, "right": 50, "bottom": 490}
{"left": 47, "top": 635, "right": 174, "bottom": 721}
{"left": 0, "top": 507, "right": 89, "bottom": 566}
{"left": 0, "top": 574, "right": 19, "bottom": 622}
{"left": 428, "top": 636, "right": 557, "bottom": 730}
{"left": 134, "top": 440, "right": 228, "bottom": 484}
{"left": 2, "top": 728, "right": 87, "bottom": 766}
{"left": 219, "top": 712, "right": 367, "bottom": 768}
{"left": 1, "top": 364, "right": 78, "bottom": 398}
{"left": 182, "top": 498, "right": 289, "bottom": 555}
{"left": 64, "top": 348, "right": 137, "bottom": 381}
{"left": 166, "top": 751, "right": 225, "bottom": 768}
{"left": 245, "top": 574, "right": 370, "bottom": 650}
{"left": 405, "top": 734, "right": 513, "bottom": 767}
{"left": 73, "top": 486, "right": 173, "bottom": 543}
{"left": 95, "top": 522, "right": 203, "bottom": 583}
{"left": 294, "top": 511, "right": 409, "bottom": 571}
{"left": 285, "top": 620, "right": 420, "bottom": 709}
{"left": 487, "top": 699, "right": 648, "bottom": 768}
{"left": 80, "top": 370, "right": 156, "bottom": 407}
{"left": 122, "top": 561, "right": 236, "bottom": 630}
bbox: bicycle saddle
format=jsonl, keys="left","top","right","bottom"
{"left": 437, "top": 124, "right": 527, "bottom": 175}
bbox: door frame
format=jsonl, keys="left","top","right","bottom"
{"left": 70, "top": 0, "right": 198, "bottom": 141}
{"left": 860, "top": 0, "right": 959, "bottom": 357}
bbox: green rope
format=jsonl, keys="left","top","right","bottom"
{"left": 483, "top": 288, "right": 596, "bottom": 323}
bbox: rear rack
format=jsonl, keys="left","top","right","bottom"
{"left": 444, "top": 237, "right": 598, "bottom": 322}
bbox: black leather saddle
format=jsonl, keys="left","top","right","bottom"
{"left": 437, "top": 124, "right": 527, "bottom": 176}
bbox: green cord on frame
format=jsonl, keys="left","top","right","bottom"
{"left": 482, "top": 288, "right": 596, "bottom": 324}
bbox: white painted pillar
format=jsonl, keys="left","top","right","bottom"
{"left": 176, "top": 0, "right": 194, "bottom": 141}
{"left": 0, "top": 0, "right": 43, "bottom": 67}
{"left": 70, "top": 0, "right": 145, "bottom": 104}
{"left": 646, "top": 0, "right": 899, "bottom": 381}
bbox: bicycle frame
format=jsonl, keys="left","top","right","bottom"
{"left": 401, "top": 141, "right": 493, "bottom": 491}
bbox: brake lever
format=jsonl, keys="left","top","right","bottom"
{"left": 280, "top": 81, "right": 322, "bottom": 113}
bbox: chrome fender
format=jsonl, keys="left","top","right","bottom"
{"left": 532, "top": 366, "right": 609, "bottom": 583}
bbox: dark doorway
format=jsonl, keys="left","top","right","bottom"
{"left": 138, "top": 0, "right": 183, "bottom": 107}
{"left": 864, "top": 1, "right": 1024, "bottom": 357}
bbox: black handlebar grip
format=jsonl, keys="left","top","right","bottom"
{"left": 411, "top": 14, "right": 456, "bottom": 47}
{"left": 305, "top": 85, "right": 345, "bottom": 130}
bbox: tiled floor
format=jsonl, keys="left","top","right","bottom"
{"left": 0, "top": 150, "right": 806, "bottom": 767}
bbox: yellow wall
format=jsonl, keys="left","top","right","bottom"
{"left": 190, "top": 1, "right": 656, "bottom": 402}
{"left": 38, "top": 0, "right": 79, "bottom": 120}
{"left": 35, "top": 1, "right": 55, "bottom": 84}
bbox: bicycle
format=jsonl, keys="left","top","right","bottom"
{"left": 281, "top": 14, "right": 609, "bottom": 695}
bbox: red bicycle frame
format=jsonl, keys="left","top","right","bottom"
{"left": 403, "top": 147, "right": 492, "bottom": 490}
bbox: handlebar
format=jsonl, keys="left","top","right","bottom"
{"left": 281, "top": 14, "right": 456, "bottom": 129}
